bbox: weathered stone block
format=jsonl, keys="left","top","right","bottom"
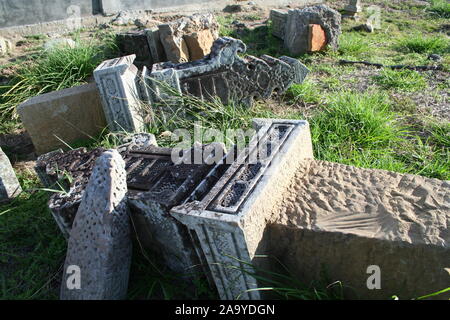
{"left": 116, "top": 30, "right": 154, "bottom": 68}
{"left": 158, "top": 23, "right": 190, "bottom": 63}
{"left": 17, "top": 83, "right": 107, "bottom": 155}
{"left": 269, "top": 9, "right": 288, "bottom": 40}
{"left": 0, "top": 147, "right": 21, "bottom": 203}
{"left": 184, "top": 29, "right": 215, "bottom": 61}
{"left": 94, "top": 55, "right": 146, "bottom": 133}
{"left": 145, "top": 27, "right": 167, "bottom": 63}
{"left": 148, "top": 37, "right": 309, "bottom": 107}
{"left": 60, "top": 150, "right": 132, "bottom": 300}
{"left": 284, "top": 4, "right": 341, "bottom": 55}
{"left": 171, "top": 118, "right": 314, "bottom": 300}
{"left": 309, "top": 24, "right": 327, "bottom": 52}
{"left": 268, "top": 160, "right": 450, "bottom": 299}
{"left": 344, "top": 0, "right": 362, "bottom": 13}
{"left": 126, "top": 143, "right": 229, "bottom": 275}
{"left": 36, "top": 134, "right": 156, "bottom": 238}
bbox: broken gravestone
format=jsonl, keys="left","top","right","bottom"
{"left": 280, "top": 4, "right": 341, "bottom": 55}
{"left": 145, "top": 37, "right": 309, "bottom": 107}
{"left": 60, "top": 149, "right": 132, "bottom": 300}
{"left": 0, "top": 147, "right": 22, "bottom": 203}
{"left": 35, "top": 133, "right": 156, "bottom": 238}
{"left": 171, "top": 119, "right": 314, "bottom": 299}
{"left": 126, "top": 142, "right": 228, "bottom": 275}
{"left": 94, "top": 55, "right": 146, "bottom": 133}
{"left": 158, "top": 13, "right": 219, "bottom": 64}
{"left": 17, "top": 83, "right": 106, "bottom": 155}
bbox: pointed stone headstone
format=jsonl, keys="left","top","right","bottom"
{"left": 60, "top": 150, "right": 132, "bottom": 300}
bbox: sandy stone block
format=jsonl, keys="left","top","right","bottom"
{"left": 17, "top": 83, "right": 106, "bottom": 155}
{"left": 184, "top": 29, "right": 215, "bottom": 61}
{"left": 308, "top": 24, "right": 327, "bottom": 52}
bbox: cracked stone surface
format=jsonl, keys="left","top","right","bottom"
{"left": 269, "top": 159, "right": 450, "bottom": 299}
{"left": 60, "top": 149, "right": 132, "bottom": 300}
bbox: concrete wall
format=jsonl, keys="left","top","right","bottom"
{"left": 0, "top": 0, "right": 101, "bottom": 28}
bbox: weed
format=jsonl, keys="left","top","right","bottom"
{"left": 373, "top": 69, "right": 428, "bottom": 92}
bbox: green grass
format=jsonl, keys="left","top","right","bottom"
{"left": 373, "top": 69, "right": 428, "bottom": 92}
{"left": 0, "top": 32, "right": 118, "bottom": 132}
{"left": 396, "top": 34, "right": 449, "bottom": 54}
{"left": 0, "top": 172, "right": 66, "bottom": 299}
{"left": 428, "top": 0, "right": 450, "bottom": 18}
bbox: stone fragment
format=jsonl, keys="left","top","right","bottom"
{"left": 0, "top": 37, "right": 12, "bottom": 56}
{"left": 126, "top": 143, "right": 228, "bottom": 275}
{"left": 0, "top": 147, "right": 22, "bottom": 203}
{"left": 158, "top": 23, "right": 190, "bottom": 63}
{"left": 60, "top": 150, "right": 132, "bottom": 300}
{"left": 147, "top": 37, "right": 309, "bottom": 107}
{"left": 308, "top": 24, "right": 327, "bottom": 52}
{"left": 223, "top": 4, "right": 244, "bottom": 13}
{"left": 284, "top": 4, "right": 341, "bottom": 55}
{"left": 171, "top": 119, "right": 314, "bottom": 300}
{"left": 344, "top": 0, "right": 362, "bottom": 13}
{"left": 183, "top": 30, "right": 215, "bottom": 61}
{"left": 94, "top": 55, "right": 146, "bottom": 133}
{"left": 145, "top": 28, "right": 167, "bottom": 63}
{"left": 158, "top": 13, "right": 219, "bottom": 63}
{"left": 269, "top": 9, "right": 288, "bottom": 39}
{"left": 116, "top": 31, "right": 154, "bottom": 68}
{"left": 269, "top": 160, "right": 450, "bottom": 300}
{"left": 36, "top": 134, "right": 156, "bottom": 238}
{"left": 17, "top": 83, "right": 107, "bottom": 155}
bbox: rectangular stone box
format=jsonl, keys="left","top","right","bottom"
{"left": 17, "top": 83, "right": 107, "bottom": 155}
{"left": 171, "top": 118, "right": 314, "bottom": 299}
{"left": 270, "top": 9, "right": 288, "bottom": 40}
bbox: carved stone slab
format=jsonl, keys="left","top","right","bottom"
{"left": 0, "top": 147, "right": 21, "bottom": 203}
{"left": 126, "top": 143, "right": 229, "bottom": 275}
{"left": 60, "top": 150, "right": 132, "bottom": 300}
{"left": 147, "top": 37, "right": 309, "bottom": 107}
{"left": 94, "top": 55, "right": 145, "bottom": 132}
{"left": 36, "top": 134, "right": 156, "bottom": 238}
{"left": 171, "top": 118, "right": 314, "bottom": 300}
{"left": 270, "top": 9, "right": 288, "bottom": 39}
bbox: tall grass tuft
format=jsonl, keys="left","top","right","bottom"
{"left": 0, "top": 35, "right": 118, "bottom": 123}
{"left": 396, "top": 34, "right": 449, "bottom": 54}
{"left": 427, "top": 0, "right": 450, "bottom": 18}
{"left": 373, "top": 68, "right": 428, "bottom": 92}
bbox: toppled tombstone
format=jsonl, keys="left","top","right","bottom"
{"left": 94, "top": 55, "right": 147, "bottom": 133}
{"left": 126, "top": 142, "right": 229, "bottom": 275}
{"left": 145, "top": 37, "right": 309, "bottom": 107}
{"left": 158, "top": 13, "right": 219, "bottom": 63}
{"left": 17, "top": 83, "right": 106, "bottom": 155}
{"left": 116, "top": 31, "right": 155, "bottom": 68}
{"left": 171, "top": 118, "right": 315, "bottom": 299}
{"left": 270, "top": 9, "right": 288, "bottom": 39}
{"left": 0, "top": 147, "right": 22, "bottom": 203}
{"left": 268, "top": 160, "right": 450, "bottom": 299}
{"left": 282, "top": 4, "right": 341, "bottom": 55}
{"left": 60, "top": 150, "right": 132, "bottom": 300}
{"left": 35, "top": 134, "right": 156, "bottom": 238}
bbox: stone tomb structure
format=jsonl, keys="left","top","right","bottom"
{"left": 145, "top": 37, "right": 309, "bottom": 107}
{"left": 94, "top": 37, "right": 309, "bottom": 133}
{"left": 270, "top": 4, "right": 342, "bottom": 55}
{"left": 39, "top": 120, "right": 449, "bottom": 300}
